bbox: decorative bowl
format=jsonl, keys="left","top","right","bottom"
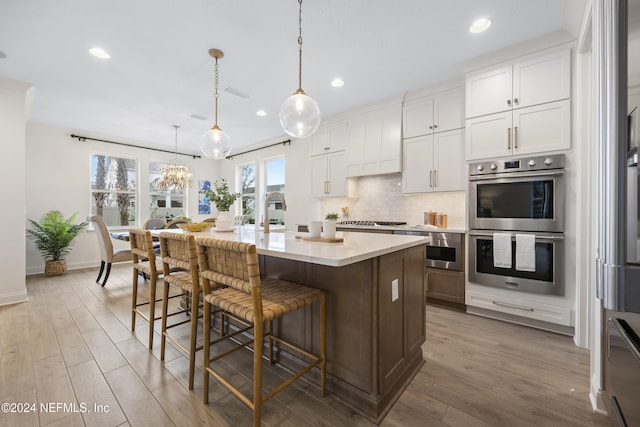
{"left": 178, "top": 222, "right": 211, "bottom": 232}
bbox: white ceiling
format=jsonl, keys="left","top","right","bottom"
{"left": 0, "top": 0, "right": 580, "bottom": 156}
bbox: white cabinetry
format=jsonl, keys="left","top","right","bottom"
{"left": 465, "top": 48, "right": 571, "bottom": 160}
{"left": 466, "top": 49, "right": 571, "bottom": 118}
{"left": 403, "top": 129, "right": 465, "bottom": 193}
{"left": 466, "top": 99, "right": 570, "bottom": 159}
{"left": 310, "top": 121, "right": 348, "bottom": 156}
{"left": 346, "top": 103, "right": 402, "bottom": 177}
{"left": 403, "top": 87, "right": 465, "bottom": 139}
{"left": 310, "top": 151, "right": 348, "bottom": 198}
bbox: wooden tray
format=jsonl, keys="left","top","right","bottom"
{"left": 295, "top": 235, "right": 344, "bottom": 243}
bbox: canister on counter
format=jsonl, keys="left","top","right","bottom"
{"left": 436, "top": 213, "right": 447, "bottom": 228}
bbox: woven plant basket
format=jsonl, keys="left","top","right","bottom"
{"left": 45, "top": 260, "right": 67, "bottom": 276}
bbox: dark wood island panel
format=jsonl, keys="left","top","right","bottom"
{"left": 259, "top": 243, "right": 426, "bottom": 423}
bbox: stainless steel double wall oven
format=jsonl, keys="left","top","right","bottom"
{"left": 468, "top": 154, "right": 565, "bottom": 295}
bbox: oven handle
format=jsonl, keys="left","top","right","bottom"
{"left": 469, "top": 170, "right": 564, "bottom": 181}
{"left": 467, "top": 230, "right": 565, "bottom": 241}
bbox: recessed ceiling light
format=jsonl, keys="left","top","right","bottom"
{"left": 469, "top": 18, "right": 492, "bottom": 33}
{"left": 256, "top": 110, "right": 267, "bottom": 117}
{"left": 331, "top": 78, "right": 345, "bottom": 88}
{"left": 89, "top": 47, "right": 111, "bottom": 59}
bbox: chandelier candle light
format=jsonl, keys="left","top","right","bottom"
{"left": 155, "top": 125, "right": 192, "bottom": 191}
{"left": 201, "top": 48, "right": 232, "bottom": 159}
{"left": 279, "top": 0, "right": 321, "bottom": 138}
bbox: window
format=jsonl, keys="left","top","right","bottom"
{"left": 265, "top": 157, "right": 285, "bottom": 225}
{"left": 91, "top": 154, "right": 137, "bottom": 227}
{"left": 149, "top": 161, "right": 186, "bottom": 221}
{"left": 240, "top": 163, "right": 256, "bottom": 224}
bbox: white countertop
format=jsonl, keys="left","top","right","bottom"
{"left": 155, "top": 227, "right": 430, "bottom": 267}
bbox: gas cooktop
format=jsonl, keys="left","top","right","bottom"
{"left": 338, "top": 220, "right": 407, "bottom": 226}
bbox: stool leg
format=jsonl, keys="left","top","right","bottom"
{"left": 188, "top": 290, "right": 199, "bottom": 390}
{"left": 203, "top": 298, "right": 211, "bottom": 404}
{"left": 131, "top": 266, "right": 139, "bottom": 333}
{"left": 253, "top": 321, "right": 264, "bottom": 427}
{"left": 148, "top": 272, "right": 157, "bottom": 349}
{"left": 160, "top": 281, "right": 170, "bottom": 361}
{"left": 268, "top": 320, "right": 274, "bottom": 365}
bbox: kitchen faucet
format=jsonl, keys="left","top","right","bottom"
{"left": 262, "top": 191, "right": 287, "bottom": 233}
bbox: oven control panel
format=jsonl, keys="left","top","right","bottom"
{"left": 469, "top": 154, "right": 565, "bottom": 176}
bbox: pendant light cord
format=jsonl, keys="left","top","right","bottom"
{"left": 173, "top": 125, "right": 180, "bottom": 163}
{"left": 214, "top": 57, "right": 220, "bottom": 128}
{"left": 297, "top": 0, "right": 304, "bottom": 93}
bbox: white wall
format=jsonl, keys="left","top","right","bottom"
{"left": 25, "top": 123, "right": 222, "bottom": 274}
{"left": 0, "top": 76, "right": 31, "bottom": 306}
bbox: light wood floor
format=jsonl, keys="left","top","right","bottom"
{"left": 0, "top": 264, "right": 609, "bottom": 427}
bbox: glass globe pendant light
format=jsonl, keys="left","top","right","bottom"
{"left": 201, "top": 48, "right": 232, "bottom": 159}
{"left": 279, "top": 0, "right": 321, "bottom": 138}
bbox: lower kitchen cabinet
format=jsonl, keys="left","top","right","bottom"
{"left": 402, "top": 128, "right": 465, "bottom": 193}
{"left": 426, "top": 267, "right": 465, "bottom": 309}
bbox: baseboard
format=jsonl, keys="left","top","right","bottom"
{"left": 0, "top": 290, "right": 28, "bottom": 307}
{"left": 590, "top": 374, "right": 609, "bottom": 416}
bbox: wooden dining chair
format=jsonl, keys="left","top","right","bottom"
{"left": 196, "top": 237, "right": 327, "bottom": 427}
{"left": 142, "top": 217, "right": 166, "bottom": 230}
{"left": 158, "top": 231, "right": 202, "bottom": 389}
{"left": 165, "top": 218, "right": 190, "bottom": 229}
{"left": 88, "top": 214, "right": 132, "bottom": 287}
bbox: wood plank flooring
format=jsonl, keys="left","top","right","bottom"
{"left": 0, "top": 264, "right": 610, "bottom": 427}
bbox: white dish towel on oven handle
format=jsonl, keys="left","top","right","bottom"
{"left": 493, "top": 233, "right": 512, "bottom": 268}
{"left": 515, "top": 233, "right": 536, "bottom": 272}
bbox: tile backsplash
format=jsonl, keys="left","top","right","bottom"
{"left": 318, "top": 173, "right": 466, "bottom": 229}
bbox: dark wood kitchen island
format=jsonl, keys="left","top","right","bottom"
{"left": 182, "top": 227, "right": 429, "bottom": 422}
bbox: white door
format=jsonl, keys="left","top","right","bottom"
{"left": 326, "top": 151, "right": 347, "bottom": 197}
{"left": 403, "top": 97, "right": 434, "bottom": 139}
{"left": 403, "top": 135, "right": 433, "bottom": 193}
{"left": 310, "top": 155, "right": 328, "bottom": 198}
{"left": 512, "top": 49, "right": 571, "bottom": 109}
{"left": 433, "top": 88, "right": 465, "bottom": 133}
{"left": 465, "top": 65, "right": 512, "bottom": 118}
{"left": 434, "top": 129, "right": 465, "bottom": 192}
{"left": 465, "top": 111, "right": 512, "bottom": 160}
{"left": 512, "top": 100, "right": 571, "bottom": 155}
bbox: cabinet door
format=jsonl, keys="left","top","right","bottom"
{"left": 513, "top": 49, "right": 571, "bottom": 110}
{"left": 326, "top": 151, "right": 348, "bottom": 197}
{"left": 426, "top": 268, "right": 465, "bottom": 305}
{"left": 310, "top": 121, "right": 348, "bottom": 156}
{"left": 433, "top": 129, "right": 465, "bottom": 192}
{"left": 403, "top": 97, "right": 434, "bottom": 139}
{"left": 402, "top": 135, "right": 433, "bottom": 193}
{"left": 465, "top": 111, "right": 512, "bottom": 160}
{"left": 310, "top": 155, "right": 328, "bottom": 198}
{"left": 433, "top": 88, "right": 465, "bottom": 133}
{"left": 466, "top": 65, "right": 513, "bottom": 118}
{"left": 512, "top": 99, "right": 570, "bottom": 155}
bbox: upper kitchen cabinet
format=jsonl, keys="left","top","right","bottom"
{"left": 466, "top": 48, "right": 571, "bottom": 118}
{"left": 310, "top": 150, "right": 349, "bottom": 198}
{"left": 347, "top": 103, "right": 402, "bottom": 177}
{"left": 403, "top": 129, "right": 465, "bottom": 193}
{"left": 466, "top": 100, "right": 570, "bottom": 159}
{"left": 465, "top": 48, "right": 571, "bottom": 160}
{"left": 403, "top": 87, "right": 465, "bottom": 139}
{"left": 310, "top": 120, "right": 348, "bottom": 156}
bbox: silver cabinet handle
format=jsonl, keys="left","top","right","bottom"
{"left": 507, "top": 99, "right": 512, "bottom": 105}
{"left": 429, "top": 125, "right": 433, "bottom": 129}
{"left": 434, "top": 170, "right": 437, "bottom": 188}
{"left": 514, "top": 126, "right": 518, "bottom": 149}
{"left": 324, "top": 180, "right": 329, "bottom": 194}
{"left": 429, "top": 170, "right": 433, "bottom": 188}
{"left": 433, "top": 124, "right": 437, "bottom": 129}
{"left": 514, "top": 97, "right": 519, "bottom": 104}
{"left": 507, "top": 127, "right": 511, "bottom": 150}
{"left": 492, "top": 300, "right": 534, "bottom": 311}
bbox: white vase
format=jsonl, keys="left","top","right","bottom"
{"left": 322, "top": 220, "right": 337, "bottom": 239}
{"left": 216, "top": 210, "right": 233, "bottom": 230}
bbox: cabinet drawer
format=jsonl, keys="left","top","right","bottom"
{"left": 466, "top": 290, "right": 573, "bottom": 326}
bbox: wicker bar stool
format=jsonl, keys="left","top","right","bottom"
{"left": 196, "top": 237, "right": 327, "bottom": 427}
{"left": 158, "top": 231, "right": 201, "bottom": 389}
{"left": 129, "top": 228, "right": 178, "bottom": 349}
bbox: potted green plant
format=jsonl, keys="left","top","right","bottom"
{"left": 200, "top": 179, "right": 240, "bottom": 229}
{"left": 323, "top": 212, "right": 339, "bottom": 239}
{"left": 27, "top": 210, "right": 88, "bottom": 276}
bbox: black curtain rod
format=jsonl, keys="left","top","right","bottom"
{"left": 226, "top": 139, "right": 291, "bottom": 159}
{"left": 70, "top": 134, "right": 202, "bottom": 159}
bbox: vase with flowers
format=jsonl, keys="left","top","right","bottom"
{"left": 200, "top": 178, "right": 240, "bottom": 230}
